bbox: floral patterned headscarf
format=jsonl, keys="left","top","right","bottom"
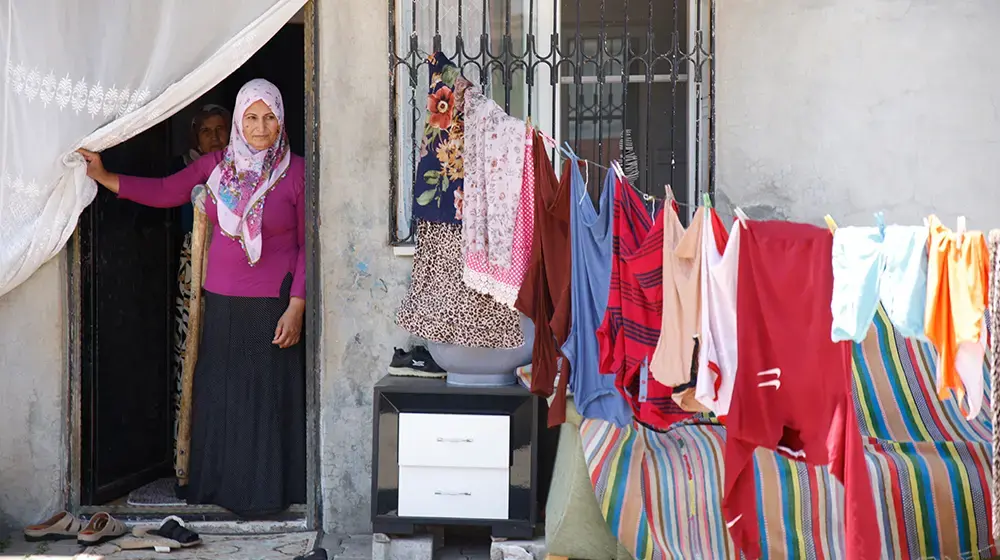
{"left": 206, "top": 79, "right": 290, "bottom": 266}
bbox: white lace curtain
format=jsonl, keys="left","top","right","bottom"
{"left": 0, "top": 0, "right": 307, "bottom": 298}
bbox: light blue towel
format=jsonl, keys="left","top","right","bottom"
{"left": 831, "top": 213, "right": 929, "bottom": 342}
{"left": 880, "top": 225, "right": 929, "bottom": 340}
{"left": 831, "top": 225, "right": 885, "bottom": 343}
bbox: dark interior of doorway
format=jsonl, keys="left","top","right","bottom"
{"left": 78, "top": 23, "right": 306, "bottom": 515}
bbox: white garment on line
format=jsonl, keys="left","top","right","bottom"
{"left": 695, "top": 218, "right": 741, "bottom": 418}
{"left": 0, "top": 0, "right": 306, "bottom": 298}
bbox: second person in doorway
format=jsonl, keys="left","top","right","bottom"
{"left": 78, "top": 79, "right": 307, "bottom": 518}
{"left": 170, "top": 104, "right": 233, "bottom": 500}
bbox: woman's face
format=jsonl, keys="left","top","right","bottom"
{"left": 242, "top": 100, "right": 280, "bottom": 151}
{"left": 196, "top": 114, "right": 230, "bottom": 154}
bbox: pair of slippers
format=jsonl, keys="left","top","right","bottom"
{"left": 118, "top": 516, "right": 202, "bottom": 551}
{"left": 24, "top": 512, "right": 200, "bottom": 550}
{"left": 24, "top": 511, "right": 127, "bottom": 546}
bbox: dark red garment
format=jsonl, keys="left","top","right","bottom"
{"left": 596, "top": 177, "right": 692, "bottom": 430}
{"left": 515, "top": 132, "right": 573, "bottom": 427}
{"left": 722, "top": 220, "right": 880, "bottom": 560}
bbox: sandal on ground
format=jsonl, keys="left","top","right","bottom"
{"left": 133, "top": 516, "right": 202, "bottom": 547}
{"left": 23, "top": 511, "right": 84, "bottom": 542}
{"left": 77, "top": 512, "right": 127, "bottom": 546}
{"left": 294, "top": 548, "right": 329, "bottom": 560}
{"left": 117, "top": 535, "right": 184, "bottom": 551}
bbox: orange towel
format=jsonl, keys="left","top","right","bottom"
{"left": 924, "top": 215, "right": 988, "bottom": 419}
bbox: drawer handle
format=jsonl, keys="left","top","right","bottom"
{"left": 436, "top": 437, "right": 473, "bottom": 443}
{"left": 434, "top": 491, "right": 472, "bottom": 496}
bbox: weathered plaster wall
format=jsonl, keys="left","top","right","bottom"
{"left": 0, "top": 257, "right": 67, "bottom": 536}
{"left": 716, "top": 0, "right": 1000, "bottom": 227}
{"left": 315, "top": 0, "right": 413, "bottom": 534}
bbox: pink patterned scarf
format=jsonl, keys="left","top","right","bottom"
{"left": 206, "top": 79, "right": 291, "bottom": 266}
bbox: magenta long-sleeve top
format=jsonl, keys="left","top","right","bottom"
{"left": 117, "top": 151, "right": 306, "bottom": 299}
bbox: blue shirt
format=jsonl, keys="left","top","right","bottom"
{"left": 561, "top": 163, "right": 632, "bottom": 426}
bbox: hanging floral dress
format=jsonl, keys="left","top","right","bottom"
{"left": 397, "top": 52, "right": 523, "bottom": 349}
{"left": 412, "top": 52, "right": 467, "bottom": 224}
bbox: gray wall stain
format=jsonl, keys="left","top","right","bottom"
{"left": 717, "top": 0, "right": 1000, "bottom": 229}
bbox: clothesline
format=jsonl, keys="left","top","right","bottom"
{"left": 529, "top": 124, "right": 705, "bottom": 212}
{"left": 544, "top": 135, "right": 983, "bottom": 232}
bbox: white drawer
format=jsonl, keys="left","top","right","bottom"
{"left": 398, "top": 413, "right": 509, "bottom": 469}
{"left": 397, "top": 466, "right": 509, "bottom": 520}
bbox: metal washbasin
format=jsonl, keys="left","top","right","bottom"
{"left": 426, "top": 314, "right": 535, "bottom": 387}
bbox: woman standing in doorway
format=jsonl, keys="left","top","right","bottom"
{"left": 77, "top": 79, "right": 306, "bottom": 518}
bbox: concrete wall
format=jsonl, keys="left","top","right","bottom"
{"left": 0, "top": 257, "right": 67, "bottom": 536}
{"left": 315, "top": 0, "right": 413, "bottom": 534}
{"left": 715, "top": 0, "right": 1000, "bottom": 227}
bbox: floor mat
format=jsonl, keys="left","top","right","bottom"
{"left": 126, "top": 477, "right": 186, "bottom": 506}
{"left": 80, "top": 532, "right": 317, "bottom": 559}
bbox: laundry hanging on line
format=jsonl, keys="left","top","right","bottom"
{"left": 827, "top": 211, "right": 990, "bottom": 420}
{"left": 396, "top": 48, "right": 995, "bottom": 468}
{"left": 392, "top": 51, "right": 1000, "bottom": 560}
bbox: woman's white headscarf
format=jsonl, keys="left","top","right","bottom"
{"left": 206, "top": 79, "right": 290, "bottom": 265}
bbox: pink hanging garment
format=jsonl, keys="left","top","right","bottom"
{"left": 462, "top": 127, "right": 535, "bottom": 307}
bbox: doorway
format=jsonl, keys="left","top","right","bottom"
{"left": 70, "top": 16, "right": 317, "bottom": 522}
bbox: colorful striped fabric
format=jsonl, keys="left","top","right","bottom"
{"left": 581, "top": 419, "right": 661, "bottom": 560}
{"left": 581, "top": 305, "right": 996, "bottom": 559}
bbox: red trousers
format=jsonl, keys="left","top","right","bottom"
{"left": 723, "top": 220, "right": 881, "bottom": 559}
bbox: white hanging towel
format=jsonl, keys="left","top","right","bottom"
{"left": 695, "top": 213, "right": 741, "bottom": 418}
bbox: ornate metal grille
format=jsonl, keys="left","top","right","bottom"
{"left": 389, "top": 0, "right": 715, "bottom": 244}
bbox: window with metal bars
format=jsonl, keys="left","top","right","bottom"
{"left": 389, "top": 0, "right": 715, "bottom": 244}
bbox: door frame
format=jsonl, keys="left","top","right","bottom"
{"left": 64, "top": 0, "right": 323, "bottom": 529}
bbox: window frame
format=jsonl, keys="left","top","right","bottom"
{"left": 389, "top": 0, "right": 715, "bottom": 246}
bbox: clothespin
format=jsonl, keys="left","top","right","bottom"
{"left": 733, "top": 207, "right": 749, "bottom": 229}
{"left": 823, "top": 214, "right": 838, "bottom": 234}
{"left": 874, "top": 211, "right": 885, "bottom": 236}
{"left": 957, "top": 216, "right": 967, "bottom": 239}
{"left": 664, "top": 184, "right": 677, "bottom": 204}
{"left": 536, "top": 128, "right": 558, "bottom": 150}
{"left": 560, "top": 141, "right": 577, "bottom": 161}
{"left": 702, "top": 193, "right": 712, "bottom": 208}
{"left": 526, "top": 115, "right": 533, "bottom": 130}
{"left": 610, "top": 160, "right": 625, "bottom": 181}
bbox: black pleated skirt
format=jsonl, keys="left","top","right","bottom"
{"left": 187, "top": 274, "right": 306, "bottom": 517}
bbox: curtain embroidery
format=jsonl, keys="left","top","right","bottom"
{"left": 0, "top": 0, "right": 304, "bottom": 298}
{"left": 6, "top": 62, "right": 151, "bottom": 118}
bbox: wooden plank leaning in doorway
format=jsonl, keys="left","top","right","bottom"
{"left": 175, "top": 187, "right": 211, "bottom": 488}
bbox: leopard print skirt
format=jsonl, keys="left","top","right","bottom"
{"left": 172, "top": 232, "right": 193, "bottom": 464}
{"left": 397, "top": 220, "right": 524, "bottom": 349}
